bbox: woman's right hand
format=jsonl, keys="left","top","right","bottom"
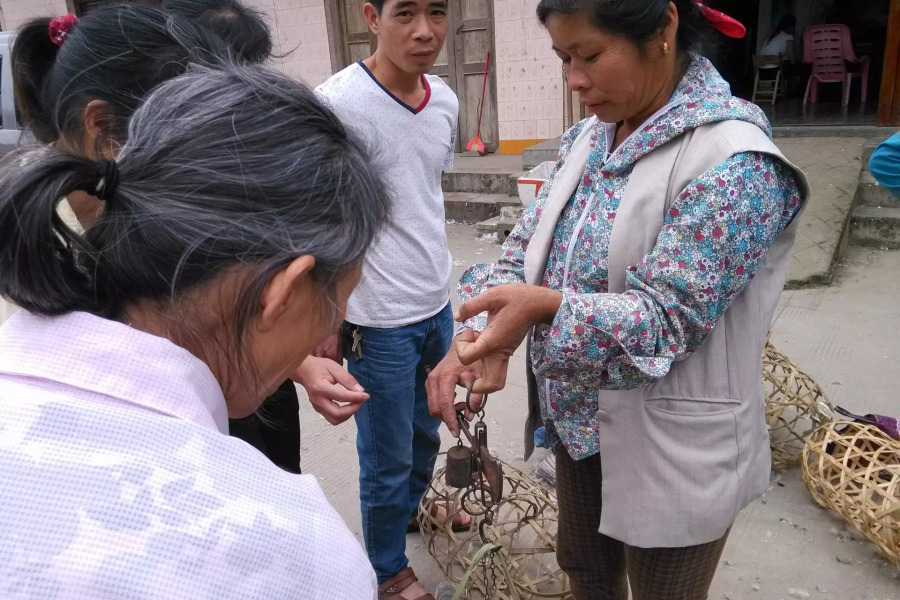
{"left": 311, "top": 332, "right": 342, "bottom": 363}
{"left": 426, "top": 329, "right": 489, "bottom": 437}
{"left": 293, "top": 357, "right": 369, "bottom": 425}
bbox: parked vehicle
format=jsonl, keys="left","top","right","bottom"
{"left": 0, "top": 32, "right": 22, "bottom": 157}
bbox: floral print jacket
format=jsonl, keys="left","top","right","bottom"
{"left": 459, "top": 57, "right": 803, "bottom": 460}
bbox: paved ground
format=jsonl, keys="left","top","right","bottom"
{"left": 297, "top": 225, "right": 900, "bottom": 599}
{"left": 777, "top": 137, "right": 866, "bottom": 288}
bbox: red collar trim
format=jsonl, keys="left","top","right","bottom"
{"left": 413, "top": 76, "right": 431, "bottom": 114}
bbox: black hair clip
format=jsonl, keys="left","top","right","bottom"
{"left": 95, "top": 159, "right": 120, "bottom": 203}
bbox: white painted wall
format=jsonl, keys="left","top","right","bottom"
{"left": 494, "top": 0, "right": 564, "bottom": 144}
{"left": 244, "top": 0, "right": 334, "bottom": 87}
{"left": 0, "top": 0, "right": 67, "bottom": 31}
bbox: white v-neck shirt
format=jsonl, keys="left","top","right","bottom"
{"left": 316, "top": 63, "right": 458, "bottom": 328}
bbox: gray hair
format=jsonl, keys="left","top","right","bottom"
{"left": 0, "top": 63, "right": 390, "bottom": 353}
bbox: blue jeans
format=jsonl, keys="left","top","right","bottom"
{"left": 347, "top": 304, "right": 453, "bottom": 582}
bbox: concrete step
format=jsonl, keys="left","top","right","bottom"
{"left": 443, "top": 153, "right": 524, "bottom": 196}
{"left": 523, "top": 137, "right": 561, "bottom": 170}
{"left": 442, "top": 170, "right": 522, "bottom": 196}
{"left": 445, "top": 193, "right": 520, "bottom": 224}
{"left": 849, "top": 205, "right": 900, "bottom": 249}
{"left": 861, "top": 132, "right": 898, "bottom": 171}
{"left": 862, "top": 141, "right": 879, "bottom": 169}
{"left": 475, "top": 206, "right": 526, "bottom": 242}
{"left": 500, "top": 205, "right": 526, "bottom": 219}
{"left": 856, "top": 171, "right": 900, "bottom": 207}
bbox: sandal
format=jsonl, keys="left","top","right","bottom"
{"left": 379, "top": 567, "right": 435, "bottom": 600}
{"left": 406, "top": 513, "right": 472, "bottom": 534}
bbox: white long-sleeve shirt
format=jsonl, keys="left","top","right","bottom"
{"left": 0, "top": 310, "right": 377, "bottom": 599}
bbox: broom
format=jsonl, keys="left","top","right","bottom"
{"left": 465, "top": 52, "right": 491, "bottom": 155}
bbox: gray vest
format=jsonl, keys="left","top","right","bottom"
{"left": 523, "top": 118, "right": 810, "bottom": 548}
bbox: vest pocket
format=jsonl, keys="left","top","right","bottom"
{"left": 641, "top": 399, "right": 742, "bottom": 529}
{"left": 644, "top": 397, "right": 740, "bottom": 416}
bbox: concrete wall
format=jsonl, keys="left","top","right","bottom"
{"left": 243, "top": 0, "right": 334, "bottom": 87}
{"left": 0, "top": 0, "right": 332, "bottom": 88}
{"left": 0, "top": 0, "right": 68, "bottom": 31}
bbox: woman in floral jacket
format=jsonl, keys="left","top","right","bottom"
{"left": 427, "top": 0, "right": 807, "bottom": 598}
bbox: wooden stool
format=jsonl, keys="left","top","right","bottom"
{"left": 752, "top": 54, "right": 785, "bottom": 106}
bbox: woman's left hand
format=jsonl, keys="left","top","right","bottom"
{"left": 454, "top": 283, "right": 563, "bottom": 393}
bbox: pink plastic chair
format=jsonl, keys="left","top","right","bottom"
{"left": 802, "top": 25, "right": 870, "bottom": 106}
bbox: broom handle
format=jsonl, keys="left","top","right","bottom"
{"left": 475, "top": 52, "right": 490, "bottom": 137}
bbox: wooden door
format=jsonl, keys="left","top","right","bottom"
{"left": 449, "top": 0, "right": 498, "bottom": 153}
{"left": 878, "top": 0, "right": 900, "bottom": 125}
{"left": 429, "top": 29, "right": 457, "bottom": 104}
{"left": 333, "top": 0, "right": 377, "bottom": 67}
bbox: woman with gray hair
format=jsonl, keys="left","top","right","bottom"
{"left": 10, "top": 2, "right": 315, "bottom": 474}
{"left": 0, "top": 64, "right": 388, "bottom": 598}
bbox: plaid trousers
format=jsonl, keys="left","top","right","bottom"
{"left": 556, "top": 451, "right": 729, "bottom": 600}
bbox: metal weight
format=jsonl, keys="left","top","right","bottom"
{"left": 445, "top": 445, "right": 475, "bottom": 488}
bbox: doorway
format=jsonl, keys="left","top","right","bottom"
{"left": 715, "top": 0, "right": 893, "bottom": 127}
{"left": 328, "top": 0, "right": 499, "bottom": 153}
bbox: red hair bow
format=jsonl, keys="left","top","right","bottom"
{"left": 49, "top": 14, "right": 79, "bottom": 46}
{"left": 695, "top": 1, "right": 746, "bottom": 39}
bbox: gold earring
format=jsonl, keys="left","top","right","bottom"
{"left": 663, "top": 42, "right": 670, "bottom": 54}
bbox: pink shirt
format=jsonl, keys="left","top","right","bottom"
{"left": 0, "top": 310, "right": 229, "bottom": 431}
{"left": 0, "top": 311, "right": 377, "bottom": 600}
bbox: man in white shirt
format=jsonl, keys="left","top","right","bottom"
{"left": 310, "top": 1, "right": 462, "bottom": 598}
{"left": 760, "top": 14, "right": 796, "bottom": 63}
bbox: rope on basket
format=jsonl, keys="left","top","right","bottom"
{"left": 449, "top": 542, "right": 502, "bottom": 600}
{"left": 420, "top": 458, "right": 571, "bottom": 599}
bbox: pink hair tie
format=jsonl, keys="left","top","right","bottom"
{"left": 49, "top": 14, "right": 79, "bottom": 46}
{"left": 695, "top": 0, "right": 746, "bottom": 39}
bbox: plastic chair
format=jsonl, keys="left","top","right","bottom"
{"left": 802, "top": 25, "right": 870, "bottom": 106}
{"left": 752, "top": 54, "right": 785, "bottom": 106}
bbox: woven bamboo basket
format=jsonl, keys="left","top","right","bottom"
{"left": 801, "top": 421, "right": 900, "bottom": 567}
{"left": 762, "top": 341, "right": 833, "bottom": 469}
{"left": 419, "top": 458, "right": 571, "bottom": 599}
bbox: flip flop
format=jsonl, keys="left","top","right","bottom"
{"left": 407, "top": 514, "right": 472, "bottom": 534}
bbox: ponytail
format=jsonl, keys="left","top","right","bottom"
{"left": 0, "top": 150, "right": 109, "bottom": 315}
{"left": 11, "top": 18, "right": 61, "bottom": 142}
